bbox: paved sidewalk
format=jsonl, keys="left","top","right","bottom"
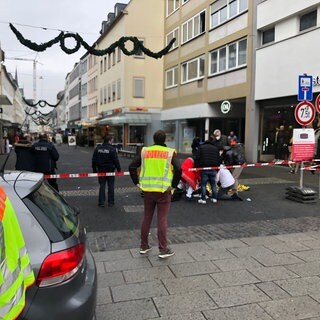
{"left": 94, "top": 231, "right": 320, "bottom": 320}
{"left": 5, "top": 147, "right": 320, "bottom": 319}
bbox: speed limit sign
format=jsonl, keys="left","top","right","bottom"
{"left": 294, "top": 101, "right": 316, "bottom": 126}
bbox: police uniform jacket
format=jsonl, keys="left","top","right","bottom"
{"left": 31, "top": 139, "right": 59, "bottom": 173}
{"left": 92, "top": 143, "right": 121, "bottom": 173}
{"left": 128, "top": 143, "right": 181, "bottom": 188}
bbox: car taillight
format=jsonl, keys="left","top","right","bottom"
{"left": 36, "top": 243, "right": 85, "bottom": 287}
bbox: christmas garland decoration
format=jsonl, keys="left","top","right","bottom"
{"left": 31, "top": 115, "right": 51, "bottom": 126}
{"left": 10, "top": 23, "right": 176, "bottom": 59}
{"left": 25, "top": 108, "right": 53, "bottom": 117}
{"left": 23, "top": 97, "right": 62, "bottom": 108}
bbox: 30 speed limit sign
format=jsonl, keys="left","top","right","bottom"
{"left": 294, "top": 101, "right": 316, "bottom": 126}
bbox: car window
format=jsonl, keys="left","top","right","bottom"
{"left": 24, "top": 182, "right": 78, "bottom": 239}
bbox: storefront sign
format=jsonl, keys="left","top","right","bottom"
{"left": 221, "top": 100, "right": 231, "bottom": 114}
{"left": 129, "top": 107, "right": 148, "bottom": 111}
{"left": 294, "top": 101, "right": 316, "bottom": 126}
{"left": 68, "top": 135, "right": 76, "bottom": 146}
{"left": 291, "top": 128, "right": 315, "bottom": 161}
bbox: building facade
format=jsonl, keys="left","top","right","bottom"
{"left": 0, "top": 52, "right": 26, "bottom": 150}
{"left": 94, "top": 0, "right": 165, "bottom": 147}
{"left": 162, "top": 0, "right": 257, "bottom": 159}
{"left": 60, "top": 0, "right": 320, "bottom": 161}
{"left": 255, "top": 0, "right": 320, "bottom": 161}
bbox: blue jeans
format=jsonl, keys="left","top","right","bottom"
{"left": 98, "top": 176, "right": 115, "bottom": 205}
{"left": 200, "top": 170, "right": 217, "bottom": 201}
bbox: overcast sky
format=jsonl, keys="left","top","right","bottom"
{"left": 0, "top": 0, "right": 129, "bottom": 103}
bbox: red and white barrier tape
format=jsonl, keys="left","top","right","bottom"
{"left": 45, "top": 159, "right": 320, "bottom": 179}
{"left": 45, "top": 172, "right": 130, "bottom": 179}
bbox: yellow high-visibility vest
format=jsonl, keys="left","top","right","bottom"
{"left": 139, "top": 145, "right": 176, "bottom": 192}
{"left": 0, "top": 187, "right": 35, "bottom": 320}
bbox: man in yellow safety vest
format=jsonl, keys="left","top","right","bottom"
{"left": 129, "top": 130, "right": 181, "bottom": 259}
{"left": 0, "top": 186, "right": 35, "bottom": 320}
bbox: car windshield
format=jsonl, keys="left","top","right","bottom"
{"left": 25, "top": 182, "right": 78, "bottom": 238}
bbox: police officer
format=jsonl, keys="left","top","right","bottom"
{"left": 0, "top": 186, "right": 35, "bottom": 319}
{"left": 92, "top": 135, "right": 121, "bottom": 207}
{"left": 31, "top": 133, "right": 60, "bottom": 191}
{"left": 129, "top": 130, "right": 181, "bottom": 259}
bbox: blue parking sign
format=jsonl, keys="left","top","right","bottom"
{"left": 298, "top": 75, "right": 313, "bottom": 101}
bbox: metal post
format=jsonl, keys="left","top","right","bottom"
{"left": 204, "top": 118, "right": 210, "bottom": 141}
{"left": 318, "top": 172, "right": 320, "bottom": 200}
{"left": 299, "top": 161, "right": 304, "bottom": 189}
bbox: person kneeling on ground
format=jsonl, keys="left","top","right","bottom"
{"left": 216, "top": 165, "right": 242, "bottom": 201}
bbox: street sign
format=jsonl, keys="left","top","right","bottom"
{"left": 298, "top": 75, "right": 313, "bottom": 101}
{"left": 291, "top": 128, "right": 315, "bottom": 161}
{"left": 294, "top": 101, "right": 316, "bottom": 126}
{"left": 68, "top": 135, "right": 76, "bottom": 146}
{"left": 315, "top": 93, "right": 320, "bottom": 113}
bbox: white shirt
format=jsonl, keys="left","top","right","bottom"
{"left": 216, "top": 167, "right": 235, "bottom": 188}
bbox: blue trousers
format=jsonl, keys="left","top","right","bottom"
{"left": 200, "top": 169, "right": 217, "bottom": 200}
{"left": 98, "top": 176, "right": 115, "bottom": 205}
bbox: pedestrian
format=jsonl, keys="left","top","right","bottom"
{"left": 0, "top": 186, "right": 35, "bottom": 320}
{"left": 92, "top": 134, "right": 121, "bottom": 207}
{"left": 274, "top": 125, "right": 289, "bottom": 160}
{"left": 195, "top": 137, "right": 221, "bottom": 204}
{"left": 191, "top": 136, "right": 200, "bottom": 158}
{"left": 14, "top": 134, "right": 35, "bottom": 171}
{"left": 180, "top": 156, "right": 200, "bottom": 200}
{"left": 3, "top": 137, "right": 11, "bottom": 154}
{"left": 216, "top": 165, "right": 242, "bottom": 200}
{"left": 227, "top": 131, "right": 238, "bottom": 146}
{"left": 31, "top": 133, "right": 60, "bottom": 192}
{"left": 211, "top": 129, "right": 228, "bottom": 152}
{"left": 128, "top": 130, "right": 181, "bottom": 259}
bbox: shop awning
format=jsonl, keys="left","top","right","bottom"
{"left": 98, "top": 113, "right": 152, "bottom": 125}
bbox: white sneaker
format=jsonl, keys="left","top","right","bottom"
{"left": 198, "top": 199, "right": 207, "bottom": 204}
{"left": 211, "top": 199, "right": 217, "bottom": 204}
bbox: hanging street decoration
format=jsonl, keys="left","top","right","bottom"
{"left": 23, "top": 97, "right": 59, "bottom": 126}
{"left": 32, "top": 116, "right": 51, "bottom": 126}
{"left": 9, "top": 23, "right": 176, "bottom": 59}
{"left": 25, "top": 108, "right": 53, "bottom": 117}
{"left": 23, "top": 98, "right": 62, "bottom": 108}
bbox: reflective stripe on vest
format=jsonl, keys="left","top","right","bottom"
{"left": 139, "top": 145, "right": 175, "bottom": 192}
{"left": 0, "top": 187, "right": 35, "bottom": 320}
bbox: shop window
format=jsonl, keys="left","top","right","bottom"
{"left": 129, "top": 126, "right": 145, "bottom": 144}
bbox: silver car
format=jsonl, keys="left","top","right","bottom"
{"left": 1, "top": 171, "right": 97, "bottom": 319}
